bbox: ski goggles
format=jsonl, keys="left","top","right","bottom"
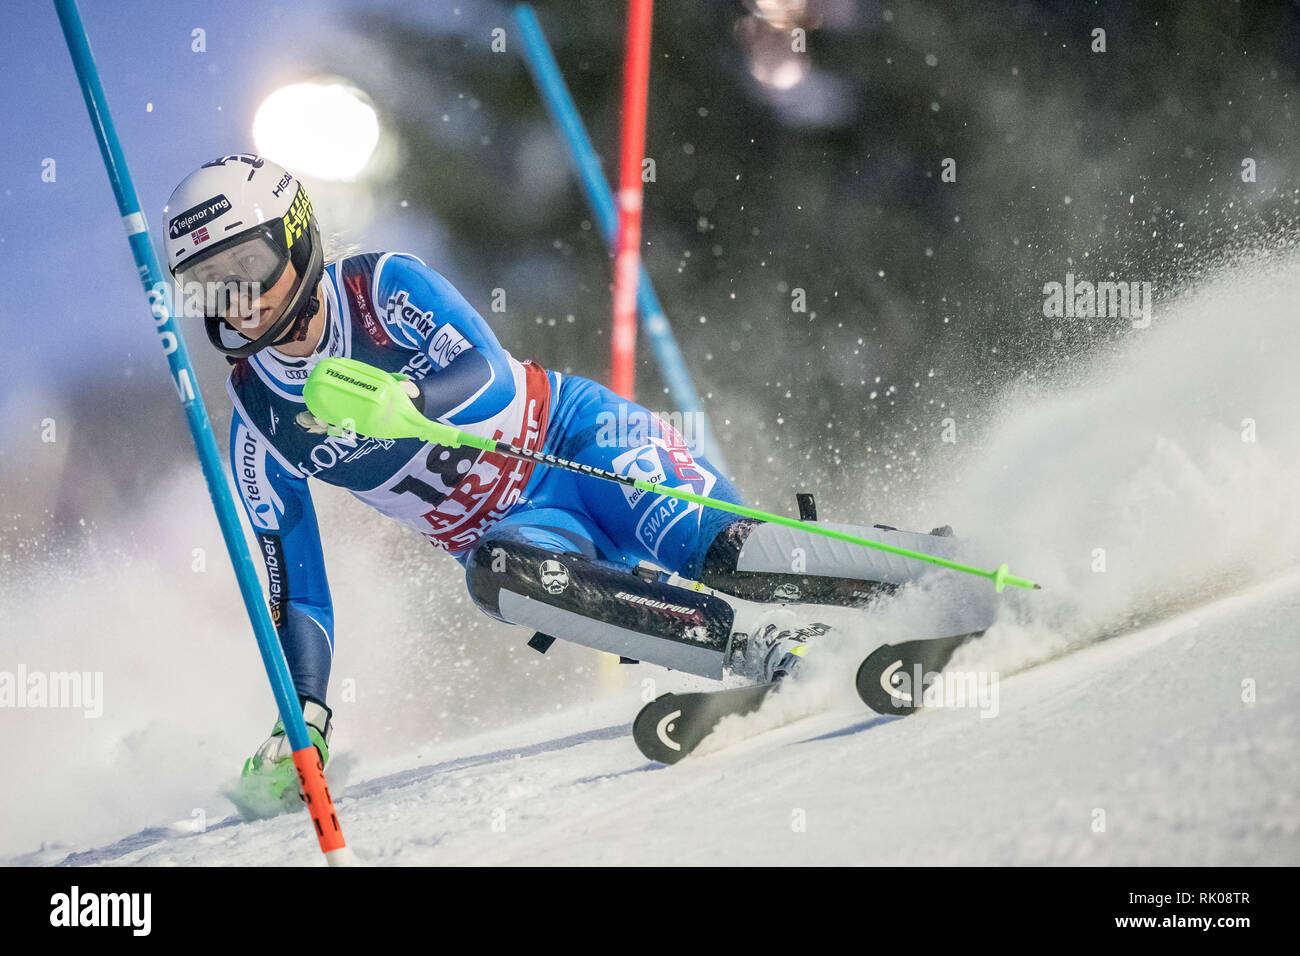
{"left": 174, "top": 228, "right": 291, "bottom": 319}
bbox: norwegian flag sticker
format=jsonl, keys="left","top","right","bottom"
{"left": 192, "top": 226, "right": 210, "bottom": 245}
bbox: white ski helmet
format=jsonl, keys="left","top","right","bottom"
{"left": 163, "top": 153, "right": 323, "bottom": 357}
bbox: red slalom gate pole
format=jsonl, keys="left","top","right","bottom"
{"left": 611, "top": 0, "right": 654, "bottom": 400}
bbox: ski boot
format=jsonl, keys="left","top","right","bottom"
{"left": 227, "top": 698, "right": 332, "bottom": 820}
{"left": 732, "top": 606, "right": 834, "bottom": 683}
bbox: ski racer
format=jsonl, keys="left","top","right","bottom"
{"left": 163, "top": 154, "right": 977, "bottom": 807}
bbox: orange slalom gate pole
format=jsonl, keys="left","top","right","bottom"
{"left": 293, "top": 748, "right": 347, "bottom": 855}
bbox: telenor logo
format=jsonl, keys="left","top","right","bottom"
{"left": 49, "top": 885, "right": 151, "bottom": 936}
{"left": 168, "top": 194, "right": 231, "bottom": 238}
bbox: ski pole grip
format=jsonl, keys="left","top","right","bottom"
{"left": 305, "top": 357, "right": 438, "bottom": 442}
{"left": 420, "top": 418, "right": 465, "bottom": 447}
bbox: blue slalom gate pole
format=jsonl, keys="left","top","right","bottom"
{"left": 52, "top": 0, "right": 348, "bottom": 862}
{"left": 513, "top": 4, "right": 729, "bottom": 475}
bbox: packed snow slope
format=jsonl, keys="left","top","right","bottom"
{"left": 20, "top": 568, "right": 1300, "bottom": 866}
{"left": 6, "top": 252, "right": 1300, "bottom": 866}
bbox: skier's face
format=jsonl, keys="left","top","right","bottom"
{"left": 226, "top": 262, "right": 298, "bottom": 337}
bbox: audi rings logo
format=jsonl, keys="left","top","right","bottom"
{"left": 539, "top": 560, "right": 570, "bottom": 595}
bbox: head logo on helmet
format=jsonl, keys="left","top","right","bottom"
{"left": 164, "top": 154, "right": 323, "bottom": 358}
{"left": 282, "top": 187, "right": 313, "bottom": 251}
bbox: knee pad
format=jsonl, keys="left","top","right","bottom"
{"left": 466, "top": 538, "right": 739, "bottom": 679}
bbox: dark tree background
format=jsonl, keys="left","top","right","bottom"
{"left": 347, "top": 0, "right": 1299, "bottom": 470}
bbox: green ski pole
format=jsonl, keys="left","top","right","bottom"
{"left": 304, "top": 357, "right": 1041, "bottom": 593}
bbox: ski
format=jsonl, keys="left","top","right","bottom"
{"left": 855, "top": 632, "right": 983, "bottom": 715}
{"left": 633, "top": 682, "right": 779, "bottom": 764}
{"left": 633, "top": 630, "right": 988, "bottom": 764}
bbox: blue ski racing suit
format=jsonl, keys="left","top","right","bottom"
{"left": 229, "top": 251, "right": 756, "bottom": 705}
